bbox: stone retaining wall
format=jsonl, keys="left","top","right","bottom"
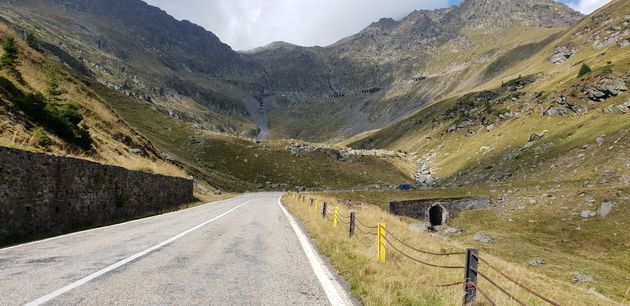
{"left": 0, "top": 146, "right": 194, "bottom": 245}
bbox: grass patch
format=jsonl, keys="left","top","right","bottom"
{"left": 283, "top": 192, "right": 612, "bottom": 305}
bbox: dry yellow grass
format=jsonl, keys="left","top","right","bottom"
{"left": 282, "top": 193, "right": 612, "bottom": 306}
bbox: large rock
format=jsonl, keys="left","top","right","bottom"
{"left": 551, "top": 45, "right": 577, "bottom": 64}
{"left": 598, "top": 202, "right": 614, "bottom": 217}
{"left": 544, "top": 96, "right": 587, "bottom": 116}
{"left": 473, "top": 232, "right": 496, "bottom": 244}
{"left": 572, "top": 272, "right": 594, "bottom": 283}
{"left": 587, "top": 77, "right": 628, "bottom": 102}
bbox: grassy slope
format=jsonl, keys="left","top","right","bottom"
{"left": 347, "top": 0, "right": 630, "bottom": 187}
{"left": 0, "top": 23, "right": 186, "bottom": 178}
{"left": 331, "top": 1, "right": 630, "bottom": 303}
{"left": 283, "top": 193, "right": 615, "bottom": 305}
{"left": 317, "top": 186, "right": 630, "bottom": 302}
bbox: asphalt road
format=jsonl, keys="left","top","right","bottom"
{"left": 0, "top": 193, "right": 355, "bottom": 306}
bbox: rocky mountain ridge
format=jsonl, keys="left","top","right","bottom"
{"left": 0, "top": 0, "right": 584, "bottom": 141}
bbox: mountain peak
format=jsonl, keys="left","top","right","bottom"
{"left": 454, "top": 0, "right": 583, "bottom": 28}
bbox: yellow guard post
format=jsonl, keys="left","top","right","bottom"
{"left": 378, "top": 223, "right": 386, "bottom": 262}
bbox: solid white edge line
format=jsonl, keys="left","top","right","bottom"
{"left": 24, "top": 199, "right": 252, "bottom": 306}
{"left": 277, "top": 196, "right": 351, "bottom": 306}
{"left": 1, "top": 196, "right": 246, "bottom": 252}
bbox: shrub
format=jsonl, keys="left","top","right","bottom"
{"left": 14, "top": 92, "right": 93, "bottom": 150}
{"left": 0, "top": 36, "right": 18, "bottom": 69}
{"left": 45, "top": 69, "right": 62, "bottom": 99}
{"left": 578, "top": 63, "right": 592, "bottom": 78}
{"left": 26, "top": 32, "right": 39, "bottom": 50}
{"left": 32, "top": 127, "right": 52, "bottom": 147}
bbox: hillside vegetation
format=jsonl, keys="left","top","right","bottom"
{"left": 0, "top": 23, "right": 186, "bottom": 178}
{"left": 0, "top": 21, "right": 413, "bottom": 192}
{"left": 349, "top": 0, "right": 630, "bottom": 190}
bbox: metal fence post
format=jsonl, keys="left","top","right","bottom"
{"left": 322, "top": 202, "right": 327, "bottom": 219}
{"left": 349, "top": 212, "right": 356, "bottom": 237}
{"left": 378, "top": 223, "right": 386, "bottom": 262}
{"left": 333, "top": 207, "right": 338, "bottom": 227}
{"left": 463, "top": 248, "right": 479, "bottom": 305}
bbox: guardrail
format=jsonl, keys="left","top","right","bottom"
{"left": 293, "top": 194, "right": 560, "bottom": 306}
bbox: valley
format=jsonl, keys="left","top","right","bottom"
{"left": 0, "top": 0, "right": 629, "bottom": 304}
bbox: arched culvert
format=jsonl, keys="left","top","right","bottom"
{"left": 428, "top": 205, "right": 447, "bottom": 226}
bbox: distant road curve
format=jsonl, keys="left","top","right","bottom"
{"left": 0, "top": 193, "right": 356, "bottom": 306}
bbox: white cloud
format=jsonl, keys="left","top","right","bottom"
{"left": 563, "top": 0, "right": 612, "bottom": 14}
{"left": 143, "top": 0, "right": 449, "bottom": 50}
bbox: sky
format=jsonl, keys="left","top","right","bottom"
{"left": 143, "top": 0, "right": 612, "bottom": 51}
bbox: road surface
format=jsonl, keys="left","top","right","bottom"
{"left": 0, "top": 193, "right": 355, "bottom": 305}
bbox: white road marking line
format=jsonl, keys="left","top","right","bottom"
{"left": 24, "top": 200, "right": 252, "bottom": 306}
{"left": 1, "top": 196, "right": 247, "bottom": 252}
{"left": 277, "top": 196, "right": 352, "bottom": 306}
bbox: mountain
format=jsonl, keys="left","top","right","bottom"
{"left": 0, "top": 0, "right": 267, "bottom": 137}
{"left": 346, "top": 0, "right": 630, "bottom": 189}
{"left": 0, "top": 0, "right": 584, "bottom": 142}
{"left": 249, "top": 0, "right": 583, "bottom": 140}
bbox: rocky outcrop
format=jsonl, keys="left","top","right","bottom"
{"left": 287, "top": 143, "right": 406, "bottom": 161}
{"left": 544, "top": 96, "right": 587, "bottom": 116}
{"left": 603, "top": 100, "right": 630, "bottom": 114}
{"left": 415, "top": 161, "right": 435, "bottom": 188}
{"left": 584, "top": 77, "right": 628, "bottom": 101}
{"left": 551, "top": 45, "right": 578, "bottom": 64}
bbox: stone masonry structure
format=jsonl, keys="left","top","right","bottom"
{"left": 389, "top": 197, "right": 491, "bottom": 226}
{"left": 0, "top": 146, "right": 194, "bottom": 245}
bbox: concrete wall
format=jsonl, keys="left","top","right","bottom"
{"left": 0, "top": 146, "right": 194, "bottom": 245}
{"left": 389, "top": 197, "right": 491, "bottom": 225}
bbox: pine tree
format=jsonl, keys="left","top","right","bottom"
{"left": 578, "top": 63, "right": 592, "bottom": 78}
{"left": 45, "top": 68, "right": 62, "bottom": 99}
{"left": 0, "top": 36, "right": 18, "bottom": 69}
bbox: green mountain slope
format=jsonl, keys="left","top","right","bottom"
{"left": 347, "top": 0, "right": 630, "bottom": 189}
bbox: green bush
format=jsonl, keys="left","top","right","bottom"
{"left": 0, "top": 36, "right": 18, "bottom": 69}
{"left": 14, "top": 92, "right": 93, "bottom": 150}
{"left": 578, "top": 64, "right": 592, "bottom": 78}
{"left": 45, "top": 70, "right": 62, "bottom": 99}
{"left": 33, "top": 127, "right": 52, "bottom": 147}
{"left": 26, "top": 33, "right": 38, "bottom": 50}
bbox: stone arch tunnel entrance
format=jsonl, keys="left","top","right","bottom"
{"left": 429, "top": 205, "right": 445, "bottom": 226}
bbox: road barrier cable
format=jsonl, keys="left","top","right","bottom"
{"left": 474, "top": 254, "right": 559, "bottom": 306}
{"left": 294, "top": 194, "right": 557, "bottom": 306}
{"left": 470, "top": 283, "right": 497, "bottom": 306}
{"left": 355, "top": 224, "right": 378, "bottom": 236}
{"left": 385, "top": 229, "right": 466, "bottom": 256}
{"left": 472, "top": 268, "right": 526, "bottom": 306}
{"left": 383, "top": 235, "right": 465, "bottom": 269}
{"left": 355, "top": 218, "right": 378, "bottom": 229}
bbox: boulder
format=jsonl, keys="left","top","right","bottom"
{"left": 572, "top": 272, "right": 594, "bottom": 283}
{"left": 543, "top": 106, "right": 569, "bottom": 116}
{"left": 551, "top": 45, "right": 578, "bottom": 64}
{"left": 473, "top": 232, "right": 496, "bottom": 244}
{"left": 528, "top": 258, "right": 546, "bottom": 266}
{"left": 598, "top": 202, "right": 614, "bottom": 217}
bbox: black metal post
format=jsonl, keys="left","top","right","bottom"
{"left": 349, "top": 212, "right": 356, "bottom": 237}
{"left": 463, "top": 248, "right": 479, "bottom": 305}
{"left": 322, "top": 202, "right": 327, "bottom": 219}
